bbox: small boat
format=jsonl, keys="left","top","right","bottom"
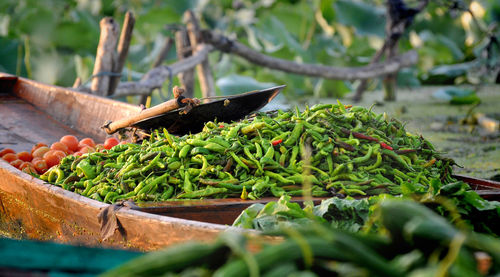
{"left": 1, "top": 74, "right": 499, "bottom": 251}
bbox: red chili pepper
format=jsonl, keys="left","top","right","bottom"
{"left": 219, "top": 124, "right": 224, "bottom": 128}
{"left": 380, "top": 142, "right": 393, "bottom": 150}
{"left": 272, "top": 139, "right": 283, "bottom": 146}
{"left": 340, "top": 128, "right": 379, "bottom": 142}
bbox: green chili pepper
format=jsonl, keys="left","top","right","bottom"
{"left": 241, "top": 122, "right": 267, "bottom": 134}
{"left": 176, "top": 187, "right": 228, "bottom": 199}
{"left": 381, "top": 149, "right": 414, "bottom": 172}
{"left": 183, "top": 171, "right": 193, "bottom": 192}
{"left": 229, "top": 151, "right": 249, "bottom": 172}
{"left": 76, "top": 159, "right": 97, "bottom": 179}
{"left": 204, "top": 142, "right": 226, "bottom": 153}
{"left": 284, "top": 123, "right": 303, "bottom": 147}
{"left": 168, "top": 161, "right": 181, "bottom": 171}
{"left": 264, "top": 171, "right": 294, "bottom": 185}
{"left": 179, "top": 144, "right": 192, "bottom": 158}
{"left": 351, "top": 145, "right": 373, "bottom": 164}
{"left": 226, "top": 125, "right": 241, "bottom": 140}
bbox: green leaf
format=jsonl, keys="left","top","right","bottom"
{"left": 333, "top": 0, "right": 386, "bottom": 37}
{"left": 397, "top": 68, "right": 421, "bottom": 88}
{"left": 254, "top": 15, "right": 305, "bottom": 56}
{"left": 314, "top": 197, "right": 370, "bottom": 232}
{"left": 432, "top": 87, "right": 480, "bottom": 105}
{"left": 216, "top": 74, "right": 277, "bottom": 95}
{"left": 427, "top": 61, "right": 478, "bottom": 78}
{"left": 463, "top": 191, "right": 500, "bottom": 211}
{"left": 232, "top": 203, "right": 265, "bottom": 229}
{"left": 0, "top": 37, "right": 22, "bottom": 74}
{"left": 54, "top": 21, "right": 99, "bottom": 51}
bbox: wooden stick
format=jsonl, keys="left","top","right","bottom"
{"left": 113, "top": 44, "right": 214, "bottom": 97}
{"left": 108, "top": 11, "right": 135, "bottom": 96}
{"left": 175, "top": 29, "right": 195, "bottom": 98}
{"left": 184, "top": 10, "right": 215, "bottom": 102}
{"left": 200, "top": 30, "right": 418, "bottom": 80}
{"left": 72, "top": 77, "right": 82, "bottom": 89}
{"left": 91, "top": 17, "right": 119, "bottom": 96}
{"left": 104, "top": 87, "right": 185, "bottom": 134}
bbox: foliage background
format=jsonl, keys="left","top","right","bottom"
{"left": 0, "top": 0, "right": 498, "bottom": 103}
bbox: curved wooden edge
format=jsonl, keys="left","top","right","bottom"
{"left": 453, "top": 174, "right": 500, "bottom": 189}
{"left": 0, "top": 159, "right": 237, "bottom": 251}
{"left": 453, "top": 174, "right": 500, "bottom": 200}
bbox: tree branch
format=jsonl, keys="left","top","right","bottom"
{"left": 200, "top": 30, "right": 418, "bottom": 80}
{"left": 113, "top": 44, "right": 214, "bottom": 98}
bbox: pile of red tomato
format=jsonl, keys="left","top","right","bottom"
{"left": 0, "top": 135, "right": 121, "bottom": 175}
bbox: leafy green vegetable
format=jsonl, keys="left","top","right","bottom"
{"left": 314, "top": 197, "right": 371, "bottom": 232}
{"left": 232, "top": 195, "right": 323, "bottom": 232}
{"left": 234, "top": 179, "right": 500, "bottom": 237}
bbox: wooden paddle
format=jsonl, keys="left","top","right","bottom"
{"left": 103, "top": 86, "right": 196, "bottom": 134}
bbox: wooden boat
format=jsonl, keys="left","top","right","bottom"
{"left": 1, "top": 74, "right": 499, "bottom": 251}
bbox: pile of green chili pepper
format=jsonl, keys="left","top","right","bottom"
{"left": 40, "top": 102, "right": 456, "bottom": 203}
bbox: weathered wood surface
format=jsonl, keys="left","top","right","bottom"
{"left": 0, "top": 74, "right": 230, "bottom": 250}
{"left": 0, "top": 160, "right": 226, "bottom": 251}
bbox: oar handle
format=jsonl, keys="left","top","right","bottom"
{"left": 103, "top": 96, "right": 186, "bottom": 134}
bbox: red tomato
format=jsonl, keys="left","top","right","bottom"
{"left": 73, "top": 151, "right": 83, "bottom": 156}
{"left": 0, "top": 148, "right": 15, "bottom": 157}
{"left": 119, "top": 141, "right": 127, "bottom": 145}
{"left": 31, "top": 143, "right": 47, "bottom": 155}
{"left": 33, "top": 159, "right": 48, "bottom": 174}
{"left": 9, "top": 159, "right": 23, "bottom": 169}
{"left": 43, "top": 152, "right": 60, "bottom": 168}
{"left": 79, "top": 146, "right": 95, "bottom": 154}
{"left": 60, "top": 135, "right": 79, "bottom": 152}
{"left": 78, "top": 138, "right": 95, "bottom": 149}
{"left": 19, "top": 162, "right": 34, "bottom": 171}
{"left": 51, "top": 142, "right": 69, "bottom": 154}
{"left": 32, "top": 146, "right": 50, "bottom": 159}
{"left": 52, "top": 150, "right": 66, "bottom": 160}
{"left": 22, "top": 165, "right": 37, "bottom": 175}
{"left": 43, "top": 150, "right": 66, "bottom": 168}
{"left": 17, "top": 151, "right": 32, "bottom": 162}
{"left": 2, "top": 153, "right": 18, "bottom": 163}
{"left": 104, "top": 137, "right": 120, "bottom": 150}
